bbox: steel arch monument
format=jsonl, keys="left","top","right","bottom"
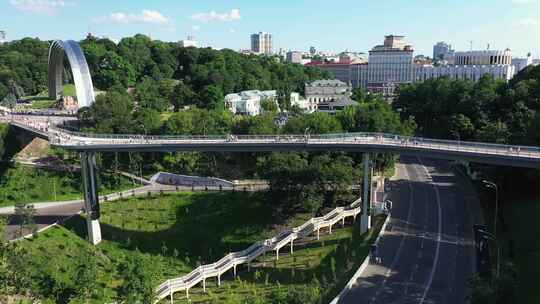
{"left": 48, "top": 40, "right": 95, "bottom": 108}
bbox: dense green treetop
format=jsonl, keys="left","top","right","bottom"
{"left": 0, "top": 35, "right": 332, "bottom": 111}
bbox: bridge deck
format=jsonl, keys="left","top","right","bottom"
{"left": 49, "top": 130, "right": 540, "bottom": 168}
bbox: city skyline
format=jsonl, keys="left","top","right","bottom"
{"left": 1, "top": 0, "right": 540, "bottom": 57}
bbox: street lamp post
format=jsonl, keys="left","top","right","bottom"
{"left": 482, "top": 180, "right": 499, "bottom": 237}
{"left": 478, "top": 228, "right": 500, "bottom": 278}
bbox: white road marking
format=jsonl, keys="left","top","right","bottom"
{"left": 418, "top": 158, "right": 442, "bottom": 304}
{"left": 369, "top": 163, "right": 415, "bottom": 304}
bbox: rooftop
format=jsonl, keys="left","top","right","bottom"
{"left": 306, "top": 79, "right": 349, "bottom": 87}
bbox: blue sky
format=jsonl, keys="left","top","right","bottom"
{"left": 2, "top": 0, "right": 540, "bottom": 57}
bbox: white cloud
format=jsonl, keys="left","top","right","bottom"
{"left": 94, "top": 10, "right": 171, "bottom": 25}
{"left": 190, "top": 9, "right": 241, "bottom": 22}
{"left": 192, "top": 25, "right": 201, "bottom": 31}
{"left": 10, "top": 0, "right": 75, "bottom": 15}
{"left": 517, "top": 17, "right": 539, "bottom": 26}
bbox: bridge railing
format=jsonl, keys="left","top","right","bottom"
{"left": 48, "top": 126, "right": 540, "bottom": 159}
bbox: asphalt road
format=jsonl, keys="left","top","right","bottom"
{"left": 340, "top": 157, "right": 483, "bottom": 304}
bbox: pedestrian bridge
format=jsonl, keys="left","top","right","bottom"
{"left": 49, "top": 128, "right": 540, "bottom": 169}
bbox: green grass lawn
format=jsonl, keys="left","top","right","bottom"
{"left": 21, "top": 84, "right": 77, "bottom": 109}
{"left": 0, "top": 165, "right": 135, "bottom": 206}
{"left": 29, "top": 98, "right": 57, "bottom": 109}
{"left": 62, "top": 84, "right": 76, "bottom": 97}
{"left": 16, "top": 192, "right": 384, "bottom": 303}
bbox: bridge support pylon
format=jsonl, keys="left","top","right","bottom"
{"left": 360, "top": 153, "right": 372, "bottom": 234}
{"left": 81, "top": 152, "right": 102, "bottom": 245}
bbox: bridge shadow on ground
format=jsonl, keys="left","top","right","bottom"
{"left": 62, "top": 192, "right": 284, "bottom": 268}
{"left": 166, "top": 216, "right": 386, "bottom": 303}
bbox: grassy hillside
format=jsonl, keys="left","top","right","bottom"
{"left": 15, "top": 192, "right": 383, "bottom": 303}
{"left": 0, "top": 165, "right": 134, "bottom": 206}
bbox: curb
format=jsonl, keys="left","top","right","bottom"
{"left": 329, "top": 213, "right": 391, "bottom": 304}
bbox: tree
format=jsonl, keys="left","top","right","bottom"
{"left": 234, "top": 113, "right": 278, "bottom": 135}
{"left": 0, "top": 217, "right": 9, "bottom": 295}
{"left": 133, "top": 108, "right": 162, "bottom": 135}
{"left": 261, "top": 99, "right": 279, "bottom": 113}
{"left": 0, "top": 93, "right": 16, "bottom": 109}
{"left": 118, "top": 251, "right": 156, "bottom": 304}
{"left": 14, "top": 202, "right": 37, "bottom": 237}
{"left": 82, "top": 88, "right": 135, "bottom": 134}
{"left": 283, "top": 112, "right": 343, "bottom": 134}
{"left": 134, "top": 77, "right": 169, "bottom": 111}
{"left": 197, "top": 85, "right": 224, "bottom": 110}
{"left": 73, "top": 249, "right": 98, "bottom": 301}
{"left": 171, "top": 82, "right": 194, "bottom": 111}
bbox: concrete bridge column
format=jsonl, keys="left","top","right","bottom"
{"left": 202, "top": 278, "right": 206, "bottom": 292}
{"left": 81, "top": 152, "right": 102, "bottom": 245}
{"left": 233, "top": 264, "right": 237, "bottom": 277}
{"left": 361, "top": 153, "right": 372, "bottom": 234}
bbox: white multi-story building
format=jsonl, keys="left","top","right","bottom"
{"left": 307, "top": 36, "right": 521, "bottom": 98}
{"left": 513, "top": 53, "right": 533, "bottom": 72}
{"left": 305, "top": 79, "right": 352, "bottom": 104}
{"left": 250, "top": 32, "right": 273, "bottom": 55}
{"left": 290, "top": 92, "right": 316, "bottom": 113}
{"left": 454, "top": 49, "right": 512, "bottom": 65}
{"left": 0, "top": 31, "right": 6, "bottom": 44}
{"left": 367, "top": 35, "right": 414, "bottom": 96}
{"left": 225, "top": 90, "right": 306, "bottom": 116}
{"left": 286, "top": 51, "right": 303, "bottom": 64}
{"left": 414, "top": 64, "right": 516, "bottom": 82}
{"left": 180, "top": 36, "right": 197, "bottom": 48}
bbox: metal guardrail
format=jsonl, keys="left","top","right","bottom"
{"left": 155, "top": 198, "right": 362, "bottom": 301}
{"left": 46, "top": 126, "right": 540, "bottom": 162}
{"left": 6, "top": 116, "right": 540, "bottom": 163}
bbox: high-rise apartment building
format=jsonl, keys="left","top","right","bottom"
{"left": 286, "top": 51, "right": 303, "bottom": 64}
{"left": 433, "top": 42, "right": 454, "bottom": 61}
{"left": 250, "top": 32, "right": 273, "bottom": 55}
{"left": 0, "top": 31, "right": 6, "bottom": 44}
{"left": 367, "top": 35, "right": 414, "bottom": 96}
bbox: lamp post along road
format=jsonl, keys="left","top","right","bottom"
{"left": 478, "top": 229, "right": 500, "bottom": 279}
{"left": 482, "top": 180, "right": 499, "bottom": 237}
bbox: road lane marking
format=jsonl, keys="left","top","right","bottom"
{"left": 369, "top": 162, "right": 415, "bottom": 304}
{"left": 418, "top": 158, "right": 442, "bottom": 304}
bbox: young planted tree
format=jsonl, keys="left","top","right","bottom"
{"left": 118, "top": 251, "right": 156, "bottom": 304}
